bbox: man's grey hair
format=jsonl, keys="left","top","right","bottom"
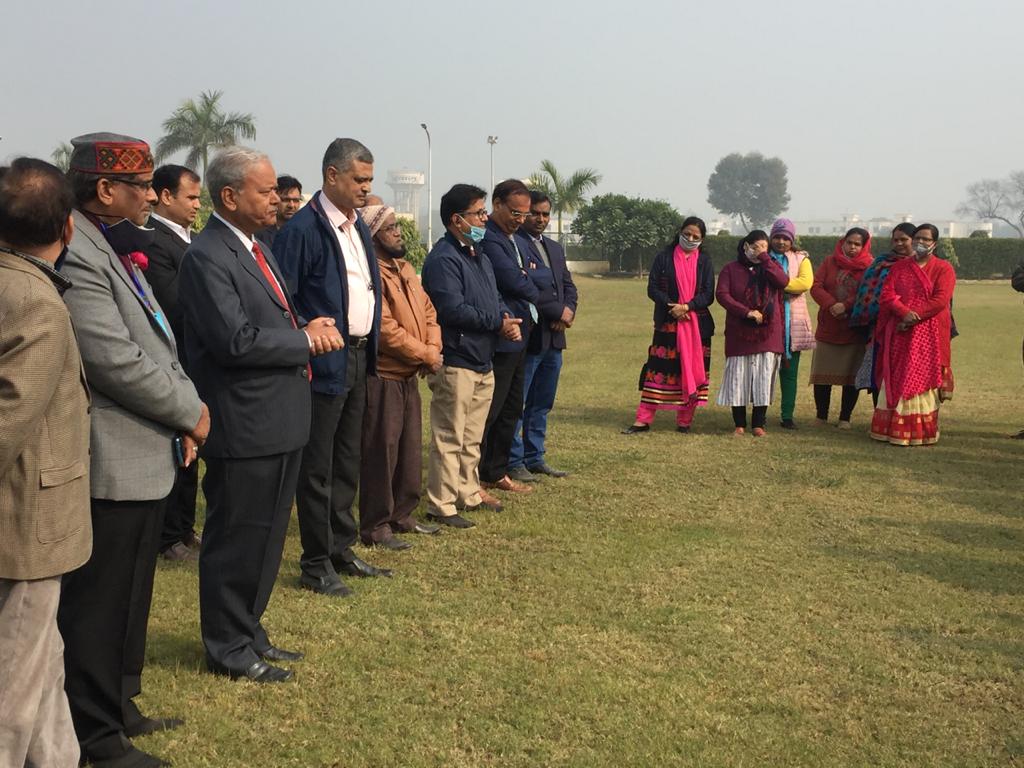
{"left": 208, "top": 147, "right": 270, "bottom": 210}
{"left": 322, "top": 138, "right": 373, "bottom": 179}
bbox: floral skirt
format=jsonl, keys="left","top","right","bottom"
{"left": 637, "top": 321, "right": 710, "bottom": 411}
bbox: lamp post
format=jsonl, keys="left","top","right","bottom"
{"left": 420, "top": 123, "right": 432, "bottom": 247}
{"left": 487, "top": 135, "right": 498, "bottom": 194}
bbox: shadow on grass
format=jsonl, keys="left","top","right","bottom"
{"left": 147, "top": 628, "right": 205, "bottom": 671}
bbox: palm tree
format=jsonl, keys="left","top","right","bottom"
{"left": 51, "top": 142, "right": 73, "bottom": 172}
{"left": 528, "top": 160, "right": 602, "bottom": 241}
{"left": 155, "top": 90, "right": 256, "bottom": 179}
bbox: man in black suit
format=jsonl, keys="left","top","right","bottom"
{"left": 147, "top": 164, "right": 203, "bottom": 562}
{"left": 507, "top": 190, "right": 578, "bottom": 480}
{"left": 179, "top": 147, "right": 343, "bottom": 683}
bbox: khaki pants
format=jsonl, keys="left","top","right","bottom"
{"left": 0, "top": 577, "right": 79, "bottom": 768}
{"left": 426, "top": 365, "right": 495, "bottom": 517}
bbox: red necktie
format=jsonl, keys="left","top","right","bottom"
{"left": 252, "top": 242, "right": 311, "bottom": 381}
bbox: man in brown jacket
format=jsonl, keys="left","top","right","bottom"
{"left": 0, "top": 158, "right": 91, "bottom": 768}
{"left": 358, "top": 205, "right": 442, "bottom": 549}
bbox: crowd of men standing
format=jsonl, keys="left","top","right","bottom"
{"left": 0, "top": 133, "right": 577, "bottom": 768}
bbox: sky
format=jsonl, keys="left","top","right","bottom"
{"left": 3, "top": 0, "right": 1023, "bottom": 229}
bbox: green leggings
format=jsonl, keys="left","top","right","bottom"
{"left": 778, "top": 350, "right": 801, "bottom": 421}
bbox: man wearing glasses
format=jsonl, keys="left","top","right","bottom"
{"left": 57, "top": 133, "right": 208, "bottom": 767}
{"left": 421, "top": 184, "right": 522, "bottom": 528}
{"left": 479, "top": 180, "right": 562, "bottom": 496}
{"left": 356, "top": 205, "right": 442, "bottom": 548}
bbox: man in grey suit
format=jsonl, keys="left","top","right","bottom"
{"left": 180, "top": 147, "right": 343, "bottom": 683}
{"left": 56, "top": 133, "right": 209, "bottom": 768}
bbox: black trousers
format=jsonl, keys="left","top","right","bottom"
{"left": 480, "top": 349, "right": 527, "bottom": 483}
{"left": 732, "top": 405, "right": 768, "bottom": 429}
{"left": 58, "top": 497, "right": 165, "bottom": 762}
{"left": 296, "top": 347, "right": 367, "bottom": 579}
{"left": 159, "top": 460, "right": 199, "bottom": 551}
{"left": 359, "top": 375, "right": 422, "bottom": 544}
{"left": 199, "top": 450, "right": 301, "bottom": 672}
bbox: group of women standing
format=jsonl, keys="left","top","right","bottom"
{"left": 624, "top": 217, "right": 957, "bottom": 446}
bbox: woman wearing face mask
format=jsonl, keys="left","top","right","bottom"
{"left": 808, "top": 227, "right": 873, "bottom": 429}
{"left": 715, "top": 230, "right": 790, "bottom": 436}
{"left": 767, "top": 218, "right": 815, "bottom": 429}
{"left": 869, "top": 223, "right": 956, "bottom": 446}
{"left": 850, "top": 222, "right": 917, "bottom": 403}
{"left": 623, "top": 217, "right": 715, "bottom": 434}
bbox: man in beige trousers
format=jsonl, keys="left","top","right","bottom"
{"left": 0, "top": 157, "right": 92, "bottom": 768}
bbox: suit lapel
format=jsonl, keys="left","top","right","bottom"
{"left": 215, "top": 223, "right": 290, "bottom": 312}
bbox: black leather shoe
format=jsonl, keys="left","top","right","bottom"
{"left": 621, "top": 424, "right": 650, "bottom": 434}
{"left": 87, "top": 745, "right": 171, "bottom": 767}
{"left": 527, "top": 462, "right": 569, "bottom": 478}
{"left": 338, "top": 556, "right": 393, "bottom": 578}
{"left": 372, "top": 537, "right": 413, "bottom": 551}
{"left": 299, "top": 573, "right": 353, "bottom": 597}
{"left": 411, "top": 522, "right": 441, "bottom": 535}
{"left": 124, "top": 714, "right": 184, "bottom": 738}
{"left": 780, "top": 419, "right": 798, "bottom": 430}
{"left": 675, "top": 426, "right": 691, "bottom": 434}
{"left": 259, "top": 645, "right": 305, "bottom": 663}
{"left": 207, "top": 658, "right": 293, "bottom": 683}
{"left": 427, "top": 512, "right": 475, "bottom": 529}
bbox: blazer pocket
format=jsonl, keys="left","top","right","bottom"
{"left": 37, "top": 460, "right": 88, "bottom": 544}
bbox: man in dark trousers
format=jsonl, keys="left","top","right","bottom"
{"left": 179, "top": 147, "right": 343, "bottom": 683}
{"left": 479, "top": 179, "right": 561, "bottom": 495}
{"left": 275, "top": 138, "right": 389, "bottom": 598}
{"left": 147, "top": 163, "right": 203, "bottom": 561}
{"left": 507, "top": 190, "right": 578, "bottom": 481}
{"left": 58, "top": 133, "right": 208, "bottom": 768}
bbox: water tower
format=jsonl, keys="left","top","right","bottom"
{"left": 387, "top": 170, "right": 425, "bottom": 229}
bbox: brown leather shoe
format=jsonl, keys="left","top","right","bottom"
{"left": 161, "top": 541, "right": 198, "bottom": 562}
{"left": 484, "top": 475, "right": 533, "bottom": 493}
{"left": 478, "top": 489, "right": 504, "bottom": 509}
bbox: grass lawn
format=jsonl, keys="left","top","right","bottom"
{"left": 141, "top": 279, "right": 1024, "bottom": 767}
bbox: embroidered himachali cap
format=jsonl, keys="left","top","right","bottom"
{"left": 68, "top": 132, "right": 155, "bottom": 175}
{"left": 359, "top": 204, "right": 396, "bottom": 237}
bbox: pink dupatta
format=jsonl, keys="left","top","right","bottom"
{"left": 673, "top": 245, "right": 708, "bottom": 400}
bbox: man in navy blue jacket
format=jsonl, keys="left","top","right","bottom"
{"left": 478, "top": 180, "right": 562, "bottom": 494}
{"left": 508, "top": 191, "right": 579, "bottom": 480}
{"left": 421, "top": 184, "right": 522, "bottom": 528}
{"left": 275, "top": 138, "right": 391, "bottom": 597}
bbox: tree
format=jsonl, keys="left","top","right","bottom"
{"left": 707, "top": 151, "right": 790, "bottom": 231}
{"left": 51, "top": 142, "right": 73, "bottom": 172}
{"left": 956, "top": 174, "right": 1024, "bottom": 237}
{"left": 528, "top": 160, "right": 602, "bottom": 241}
{"left": 572, "top": 194, "right": 680, "bottom": 274}
{"left": 397, "top": 217, "right": 427, "bottom": 270}
{"left": 155, "top": 90, "right": 256, "bottom": 179}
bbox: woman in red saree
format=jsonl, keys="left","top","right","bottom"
{"left": 870, "top": 223, "right": 955, "bottom": 446}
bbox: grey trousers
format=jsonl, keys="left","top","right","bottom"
{"left": 0, "top": 577, "right": 79, "bottom": 768}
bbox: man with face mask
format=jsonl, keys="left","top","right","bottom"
{"left": 57, "top": 133, "right": 209, "bottom": 768}
{"left": 356, "top": 205, "right": 442, "bottom": 549}
{"left": 0, "top": 157, "right": 90, "bottom": 768}
{"left": 420, "top": 184, "right": 522, "bottom": 528}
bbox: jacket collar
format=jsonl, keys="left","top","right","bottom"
{"left": 0, "top": 246, "right": 73, "bottom": 294}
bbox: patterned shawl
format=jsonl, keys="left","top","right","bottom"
{"left": 849, "top": 252, "right": 905, "bottom": 329}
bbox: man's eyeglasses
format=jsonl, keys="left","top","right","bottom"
{"left": 380, "top": 223, "right": 402, "bottom": 234}
{"left": 508, "top": 209, "right": 530, "bottom": 221}
{"left": 109, "top": 177, "right": 154, "bottom": 192}
{"left": 460, "top": 209, "right": 488, "bottom": 220}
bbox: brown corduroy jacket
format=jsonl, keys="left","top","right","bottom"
{"left": 0, "top": 249, "right": 92, "bottom": 580}
{"left": 375, "top": 254, "right": 441, "bottom": 380}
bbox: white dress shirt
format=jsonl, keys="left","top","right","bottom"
{"left": 149, "top": 212, "right": 191, "bottom": 244}
{"left": 318, "top": 191, "right": 375, "bottom": 337}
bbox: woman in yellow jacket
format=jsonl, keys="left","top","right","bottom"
{"left": 768, "top": 218, "right": 815, "bottom": 429}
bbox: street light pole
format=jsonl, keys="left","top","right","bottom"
{"left": 420, "top": 123, "right": 432, "bottom": 247}
{"left": 487, "top": 135, "right": 498, "bottom": 194}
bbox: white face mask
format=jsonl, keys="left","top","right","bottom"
{"left": 913, "top": 242, "right": 935, "bottom": 256}
{"left": 679, "top": 235, "right": 702, "bottom": 252}
{"left": 744, "top": 245, "right": 761, "bottom": 263}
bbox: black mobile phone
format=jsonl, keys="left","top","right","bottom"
{"left": 172, "top": 435, "right": 186, "bottom": 468}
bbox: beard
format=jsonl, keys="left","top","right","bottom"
{"left": 378, "top": 240, "right": 406, "bottom": 258}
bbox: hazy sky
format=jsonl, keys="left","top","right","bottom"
{"left": 3, "top": 0, "right": 1022, "bottom": 225}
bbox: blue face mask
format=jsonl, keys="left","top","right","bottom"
{"left": 459, "top": 216, "right": 487, "bottom": 244}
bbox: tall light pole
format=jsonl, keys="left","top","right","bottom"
{"left": 420, "top": 123, "right": 432, "bottom": 247}
{"left": 487, "top": 135, "right": 498, "bottom": 194}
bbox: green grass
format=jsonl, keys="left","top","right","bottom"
{"left": 140, "top": 280, "right": 1024, "bottom": 767}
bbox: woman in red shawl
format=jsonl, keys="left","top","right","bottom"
{"left": 870, "top": 223, "right": 956, "bottom": 446}
{"left": 809, "top": 227, "right": 873, "bottom": 429}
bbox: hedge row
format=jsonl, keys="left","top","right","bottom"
{"left": 565, "top": 235, "right": 1024, "bottom": 279}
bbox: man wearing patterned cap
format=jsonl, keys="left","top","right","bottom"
{"left": 56, "top": 132, "right": 209, "bottom": 768}
{"left": 357, "top": 205, "right": 442, "bottom": 549}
